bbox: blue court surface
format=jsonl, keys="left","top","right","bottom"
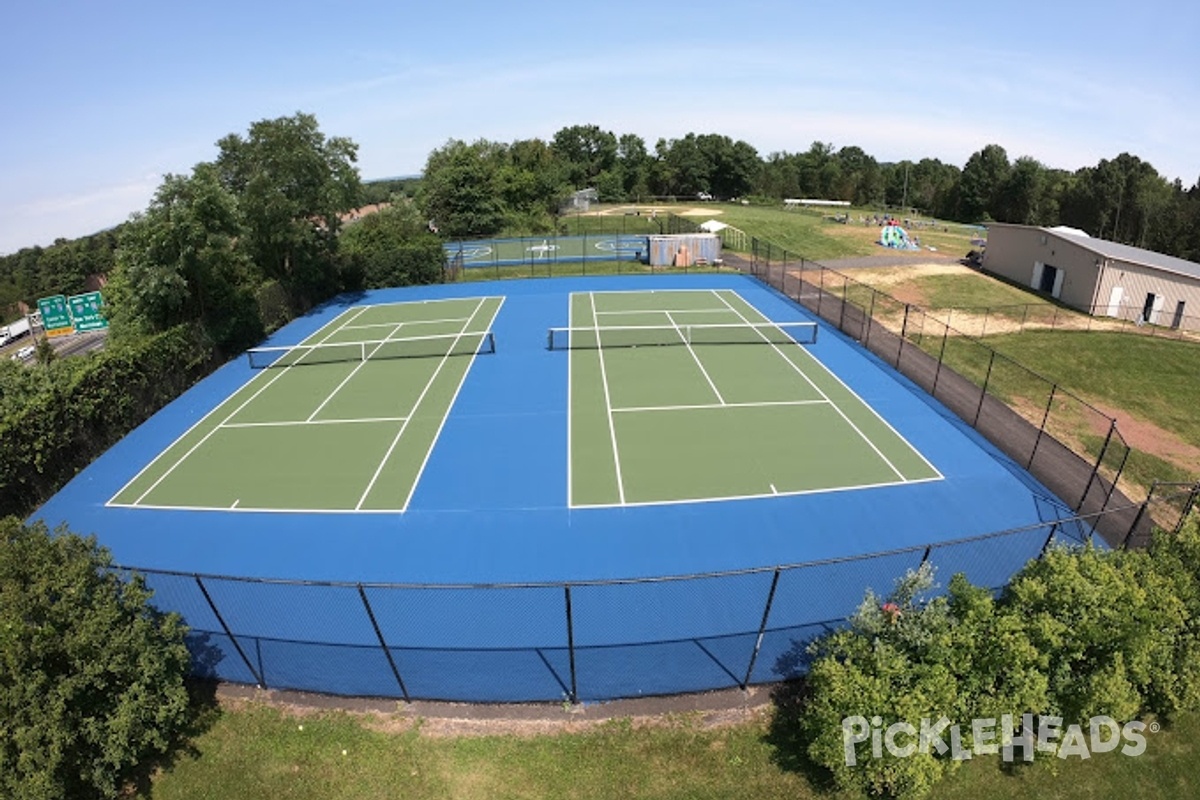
{"left": 33, "top": 273, "right": 1077, "bottom": 702}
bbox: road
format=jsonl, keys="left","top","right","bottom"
{"left": 2, "top": 328, "right": 108, "bottom": 364}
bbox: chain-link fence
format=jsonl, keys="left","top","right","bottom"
{"left": 935, "top": 302, "right": 1200, "bottom": 341}
{"left": 115, "top": 237, "right": 1196, "bottom": 704}
{"left": 738, "top": 242, "right": 1194, "bottom": 549}
{"left": 120, "top": 496, "right": 1194, "bottom": 704}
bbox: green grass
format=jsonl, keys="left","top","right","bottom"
{"left": 905, "top": 327, "right": 1200, "bottom": 493}
{"left": 709, "top": 203, "right": 978, "bottom": 261}
{"left": 904, "top": 273, "right": 1054, "bottom": 313}
{"left": 142, "top": 700, "right": 1200, "bottom": 800}
{"left": 983, "top": 331, "right": 1200, "bottom": 457}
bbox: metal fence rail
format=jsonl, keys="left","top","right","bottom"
{"left": 114, "top": 233, "right": 1197, "bottom": 704}
{"left": 119, "top": 495, "right": 1195, "bottom": 705}
{"left": 736, "top": 241, "right": 1198, "bottom": 550}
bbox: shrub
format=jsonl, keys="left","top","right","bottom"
{"left": 0, "top": 519, "right": 193, "bottom": 799}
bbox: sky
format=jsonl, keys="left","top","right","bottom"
{"left": 1, "top": 0, "right": 1196, "bottom": 255}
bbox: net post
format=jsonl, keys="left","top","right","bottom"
{"left": 564, "top": 584, "right": 578, "bottom": 704}
{"left": 742, "top": 567, "right": 781, "bottom": 689}
{"left": 195, "top": 575, "right": 264, "bottom": 688}
{"left": 357, "top": 584, "right": 410, "bottom": 702}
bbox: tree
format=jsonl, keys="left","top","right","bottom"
{"left": 551, "top": 124, "right": 618, "bottom": 189}
{"left": 418, "top": 139, "right": 507, "bottom": 238}
{"left": 340, "top": 203, "right": 446, "bottom": 288}
{"left": 0, "top": 518, "right": 193, "bottom": 799}
{"left": 992, "top": 156, "right": 1050, "bottom": 224}
{"left": 214, "top": 112, "right": 361, "bottom": 310}
{"left": 109, "top": 165, "right": 262, "bottom": 354}
{"left": 617, "top": 133, "right": 651, "bottom": 200}
{"left": 955, "top": 144, "right": 1010, "bottom": 221}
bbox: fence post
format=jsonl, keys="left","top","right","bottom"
{"left": 816, "top": 269, "right": 826, "bottom": 320}
{"left": 1028, "top": 385, "right": 1057, "bottom": 469}
{"left": 1076, "top": 419, "right": 1117, "bottom": 512}
{"left": 838, "top": 278, "right": 849, "bottom": 333}
{"left": 896, "top": 305, "right": 911, "bottom": 369}
{"left": 742, "top": 568, "right": 781, "bottom": 689}
{"left": 564, "top": 584, "right": 578, "bottom": 704}
{"left": 864, "top": 290, "right": 877, "bottom": 348}
{"left": 195, "top": 575, "right": 264, "bottom": 688}
{"left": 1100, "top": 447, "right": 1130, "bottom": 514}
{"left": 358, "top": 584, "right": 410, "bottom": 702}
{"left": 1039, "top": 523, "right": 1059, "bottom": 557}
{"left": 1124, "top": 484, "right": 1156, "bottom": 548}
{"left": 932, "top": 326, "right": 950, "bottom": 396}
{"left": 973, "top": 351, "right": 997, "bottom": 428}
{"left": 1171, "top": 482, "right": 1200, "bottom": 532}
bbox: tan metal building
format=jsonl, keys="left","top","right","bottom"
{"left": 981, "top": 223, "right": 1200, "bottom": 331}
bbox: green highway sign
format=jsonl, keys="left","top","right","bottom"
{"left": 68, "top": 291, "right": 108, "bottom": 332}
{"left": 37, "top": 294, "right": 73, "bottom": 335}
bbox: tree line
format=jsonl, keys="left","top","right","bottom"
{"left": 2, "top": 116, "right": 1199, "bottom": 339}
{"left": 418, "top": 126, "right": 1200, "bottom": 263}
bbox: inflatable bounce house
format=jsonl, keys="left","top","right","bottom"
{"left": 879, "top": 221, "right": 920, "bottom": 250}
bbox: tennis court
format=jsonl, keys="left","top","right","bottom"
{"left": 447, "top": 234, "right": 648, "bottom": 268}
{"left": 108, "top": 296, "right": 503, "bottom": 513}
{"left": 561, "top": 289, "right": 941, "bottom": 506}
{"left": 34, "top": 274, "right": 1081, "bottom": 702}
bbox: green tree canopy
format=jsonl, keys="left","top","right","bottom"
{"left": 340, "top": 203, "right": 445, "bottom": 288}
{"left": 0, "top": 518, "right": 194, "bottom": 800}
{"left": 215, "top": 112, "right": 361, "bottom": 310}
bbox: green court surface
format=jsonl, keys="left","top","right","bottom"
{"left": 567, "top": 289, "right": 940, "bottom": 507}
{"left": 109, "top": 296, "right": 503, "bottom": 513}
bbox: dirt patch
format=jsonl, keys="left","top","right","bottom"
{"left": 214, "top": 682, "right": 773, "bottom": 739}
{"left": 1088, "top": 404, "right": 1200, "bottom": 476}
{"left": 592, "top": 205, "right": 723, "bottom": 218}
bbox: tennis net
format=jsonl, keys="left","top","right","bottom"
{"left": 248, "top": 331, "right": 496, "bottom": 368}
{"left": 547, "top": 321, "right": 818, "bottom": 350}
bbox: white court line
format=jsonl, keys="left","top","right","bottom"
{"left": 569, "top": 475, "right": 943, "bottom": 510}
{"left": 304, "top": 321, "right": 409, "bottom": 422}
{"left": 612, "top": 399, "right": 827, "bottom": 413}
{"left": 104, "top": 501, "right": 409, "bottom": 514}
{"left": 712, "top": 289, "right": 909, "bottom": 481}
{"left": 590, "top": 292, "right": 626, "bottom": 505}
{"left": 222, "top": 416, "right": 408, "bottom": 428}
{"left": 718, "top": 289, "right": 942, "bottom": 481}
{"left": 355, "top": 298, "right": 489, "bottom": 511}
{"left": 665, "top": 311, "right": 725, "bottom": 405}
{"left": 342, "top": 316, "right": 471, "bottom": 332}
{"left": 112, "top": 304, "right": 372, "bottom": 507}
{"left": 567, "top": 294, "right": 575, "bottom": 507}
{"left": 401, "top": 297, "right": 506, "bottom": 512}
{"left": 592, "top": 308, "right": 734, "bottom": 316}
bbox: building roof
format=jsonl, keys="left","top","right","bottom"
{"left": 989, "top": 223, "right": 1200, "bottom": 282}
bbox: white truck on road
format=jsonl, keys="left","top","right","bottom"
{"left": 0, "top": 316, "right": 32, "bottom": 347}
